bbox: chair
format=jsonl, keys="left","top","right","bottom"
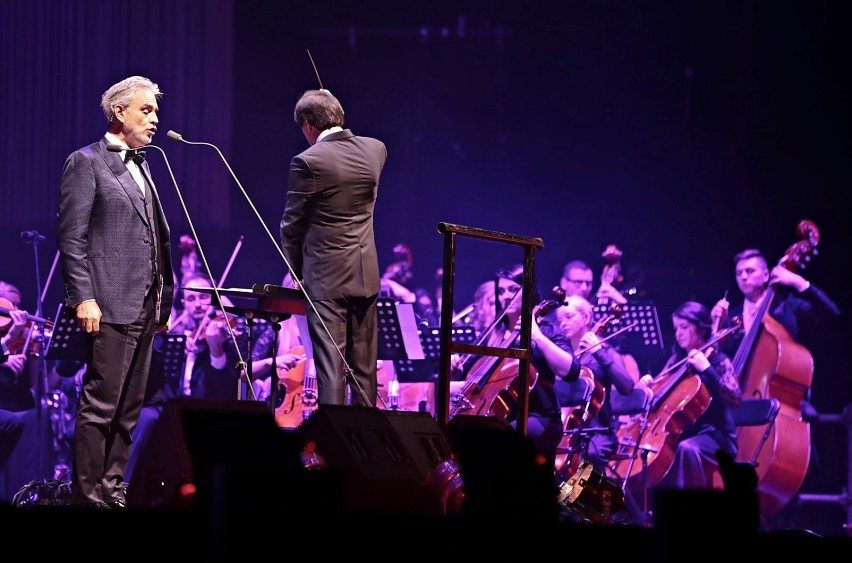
{"left": 732, "top": 398, "right": 781, "bottom": 464}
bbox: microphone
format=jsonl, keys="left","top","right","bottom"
{"left": 21, "top": 230, "right": 46, "bottom": 242}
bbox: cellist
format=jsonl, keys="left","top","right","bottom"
{"left": 650, "top": 301, "right": 742, "bottom": 491}
{"left": 552, "top": 295, "right": 637, "bottom": 474}
{"left": 711, "top": 248, "right": 839, "bottom": 358}
{"left": 450, "top": 264, "right": 581, "bottom": 468}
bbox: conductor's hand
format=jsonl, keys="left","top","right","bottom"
{"left": 76, "top": 301, "right": 102, "bottom": 334}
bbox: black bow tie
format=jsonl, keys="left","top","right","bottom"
{"left": 124, "top": 149, "right": 146, "bottom": 165}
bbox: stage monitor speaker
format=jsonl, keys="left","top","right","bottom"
{"left": 296, "top": 405, "right": 453, "bottom": 515}
{"left": 126, "top": 398, "right": 306, "bottom": 510}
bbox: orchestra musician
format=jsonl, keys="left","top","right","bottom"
{"left": 552, "top": 295, "right": 637, "bottom": 473}
{"left": 0, "top": 281, "right": 52, "bottom": 500}
{"left": 125, "top": 272, "right": 273, "bottom": 482}
{"left": 451, "top": 265, "right": 580, "bottom": 467}
{"left": 711, "top": 248, "right": 840, "bottom": 357}
{"left": 559, "top": 259, "right": 629, "bottom": 307}
{"left": 649, "top": 301, "right": 741, "bottom": 491}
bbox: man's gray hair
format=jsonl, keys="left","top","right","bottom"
{"left": 101, "top": 76, "right": 162, "bottom": 124}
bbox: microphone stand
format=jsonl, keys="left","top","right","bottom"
{"left": 166, "top": 131, "right": 373, "bottom": 408}
{"left": 21, "top": 230, "right": 51, "bottom": 479}
{"left": 106, "top": 143, "right": 250, "bottom": 400}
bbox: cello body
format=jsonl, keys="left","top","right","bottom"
{"left": 611, "top": 371, "right": 712, "bottom": 487}
{"left": 450, "top": 356, "right": 539, "bottom": 420}
{"left": 554, "top": 366, "right": 605, "bottom": 478}
{"left": 735, "top": 314, "right": 813, "bottom": 517}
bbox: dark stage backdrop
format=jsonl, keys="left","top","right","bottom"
{"left": 1, "top": 1, "right": 849, "bottom": 536}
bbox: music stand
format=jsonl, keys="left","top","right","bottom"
{"left": 45, "top": 303, "right": 93, "bottom": 364}
{"left": 394, "top": 326, "right": 477, "bottom": 383}
{"left": 593, "top": 300, "right": 665, "bottom": 372}
{"left": 152, "top": 333, "right": 187, "bottom": 385}
{"left": 377, "top": 298, "right": 425, "bottom": 362}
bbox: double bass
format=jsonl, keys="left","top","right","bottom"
{"left": 734, "top": 220, "right": 820, "bottom": 517}
{"left": 597, "top": 244, "right": 641, "bottom": 381}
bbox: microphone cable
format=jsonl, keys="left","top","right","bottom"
{"left": 165, "top": 131, "right": 375, "bottom": 408}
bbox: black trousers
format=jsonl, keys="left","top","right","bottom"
{"left": 72, "top": 288, "right": 155, "bottom": 505}
{"left": 307, "top": 294, "right": 378, "bottom": 407}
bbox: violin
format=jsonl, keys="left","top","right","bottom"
{"left": 1, "top": 296, "right": 54, "bottom": 355}
{"left": 186, "top": 309, "right": 240, "bottom": 348}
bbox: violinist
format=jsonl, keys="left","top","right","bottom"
{"left": 451, "top": 265, "right": 580, "bottom": 466}
{"left": 651, "top": 301, "right": 741, "bottom": 491}
{"left": 1, "top": 281, "right": 49, "bottom": 501}
{"left": 126, "top": 272, "right": 261, "bottom": 482}
{"left": 0, "top": 281, "right": 35, "bottom": 413}
{"left": 552, "top": 295, "right": 637, "bottom": 473}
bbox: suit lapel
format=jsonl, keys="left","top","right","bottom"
{"left": 98, "top": 141, "right": 149, "bottom": 226}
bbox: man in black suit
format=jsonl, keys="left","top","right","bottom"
{"left": 57, "top": 75, "right": 174, "bottom": 508}
{"left": 280, "top": 89, "right": 387, "bottom": 407}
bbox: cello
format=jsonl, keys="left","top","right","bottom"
{"left": 449, "top": 290, "right": 563, "bottom": 420}
{"left": 733, "top": 220, "right": 820, "bottom": 517}
{"left": 611, "top": 320, "right": 743, "bottom": 488}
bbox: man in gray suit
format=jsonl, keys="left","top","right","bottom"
{"left": 280, "top": 89, "right": 387, "bottom": 407}
{"left": 57, "top": 75, "right": 174, "bottom": 508}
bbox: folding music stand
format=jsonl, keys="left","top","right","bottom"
{"left": 593, "top": 300, "right": 665, "bottom": 372}
{"left": 377, "top": 298, "right": 425, "bottom": 362}
{"left": 394, "top": 326, "right": 477, "bottom": 383}
{"left": 45, "top": 303, "right": 93, "bottom": 364}
{"left": 152, "top": 333, "right": 187, "bottom": 387}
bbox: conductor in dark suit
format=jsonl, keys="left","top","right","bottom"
{"left": 280, "top": 89, "right": 387, "bottom": 407}
{"left": 57, "top": 75, "right": 174, "bottom": 508}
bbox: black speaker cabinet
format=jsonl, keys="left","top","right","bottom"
{"left": 127, "top": 398, "right": 303, "bottom": 509}
{"left": 296, "top": 405, "right": 453, "bottom": 515}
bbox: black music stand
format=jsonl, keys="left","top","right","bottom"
{"left": 377, "top": 298, "right": 425, "bottom": 362}
{"left": 151, "top": 333, "right": 187, "bottom": 391}
{"left": 45, "top": 304, "right": 93, "bottom": 364}
{"left": 593, "top": 300, "right": 665, "bottom": 373}
{"left": 394, "top": 326, "right": 477, "bottom": 383}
